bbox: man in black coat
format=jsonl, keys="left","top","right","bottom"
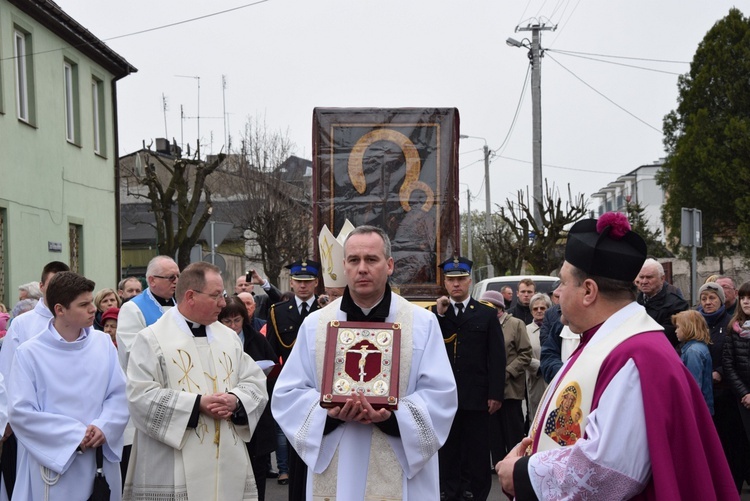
{"left": 636, "top": 258, "right": 689, "bottom": 347}
{"left": 267, "top": 259, "right": 321, "bottom": 499}
{"left": 431, "top": 257, "right": 506, "bottom": 501}
{"left": 507, "top": 278, "right": 536, "bottom": 325}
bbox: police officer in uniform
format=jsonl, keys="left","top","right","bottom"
{"left": 431, "top": 257, "right": 506, "bottom": 501}
{"left": 268, "top": 259, "right": 321, "bottom": 500}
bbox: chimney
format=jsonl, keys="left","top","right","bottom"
{"left": 155, "top": 138, "right": 170, "bottom": 155}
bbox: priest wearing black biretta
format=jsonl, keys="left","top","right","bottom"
{"left": 497, "top": 212, "right": 737, "bottom": 501}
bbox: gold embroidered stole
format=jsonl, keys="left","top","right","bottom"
{"left": 530, "top": 309, "right": 661, "bottom": 453}
{"left": 312, "top": 293, "right": 413, "bottom": 501}
{"left": 154, "top": 311, "right": 252, "bottom": 500}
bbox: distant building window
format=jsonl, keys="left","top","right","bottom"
{"left": 64, "top": 61, "right": 80, "bottom": 143}
{"left": 92, "top": 78, "right": 106, "bottom": 155}
{"left": 69, "top": 223, "right": 82, "bottom": 274}
{"left": 14, "top": 29, "right": 32, "bottom": 122}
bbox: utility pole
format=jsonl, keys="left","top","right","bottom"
{"left": 460, "top": 135, "right": 494, "bottom": 278}
{"left": 483, "top": 144, "right": 491, "bottom": 238}
{"left": 176, "top": 75, "right": 201, "bottom": 157}
{"left": 222, "top": 75, "right": 228, "bottom": 153}
{"left": 513, "top": 22, "right": 555, "bottom": 226}
{"left": 466, "top": 187, "right": 473, "bottom": 261}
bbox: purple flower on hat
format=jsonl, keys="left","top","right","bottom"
{"left": 596, "top": 212, "right": 631, "bottom": 240}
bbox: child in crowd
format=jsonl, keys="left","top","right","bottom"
{"left": 673, "top": 310, "right": 714, "bottom": 414}
{"left": 101, "top": 307, "right": 120, "bottom": 346}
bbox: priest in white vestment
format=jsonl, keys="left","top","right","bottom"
{"left": 272, "top": 225, "right": 457, "bottom": 500}
{"left": 7, "top": 271, "right": 129, "bottom": 501}
{"left": 123, "top": 262, "right": 268, "bottom": 501}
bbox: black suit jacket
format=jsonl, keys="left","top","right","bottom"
{"left": 253, "top": 284, "right": 283, "bottom": 321}
{"left": 268, "top": 297, "right": 320, "bottom": 363}
{"left": 242, "top": 325, "right": 277, "bottom": 457}
{"left": 430, "top": 298, "right": 506, "bottom": 410}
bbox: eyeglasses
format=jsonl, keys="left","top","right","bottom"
{"left": 532, "top": 306, "right": 547, "bottom": 311}
{"left": 191, "top": 290, "right": 226, "bottom": 303}
{"left": 221, "top": 316, "right": 244, "bottom": 326}
{"left": 153, "top": 274, "right": 180, "bottom": 282}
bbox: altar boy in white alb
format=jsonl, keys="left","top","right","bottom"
{"left": 7, "top": 272, "right": 129, "bottom": 501}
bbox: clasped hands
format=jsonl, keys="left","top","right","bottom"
{"left": 79, "top": 424, "right": 105, "bottom": 452}
{"left": 327, "top": 392, "right": 391, "bottom": 424}
{"left": 201, "top": 392, "right": 238, "bottom": 420}
{"left": 496, "top": 437, "right": 533, "bottom": 496}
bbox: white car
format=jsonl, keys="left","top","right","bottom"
{"left": 471, "top": 275, "right": 559, "bottom": 305}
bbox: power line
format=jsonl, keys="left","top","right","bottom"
{"left": 548, "top": 49, "right": 684, "bottom": 75}
{"left": 549, "top": 0, "right": 569, "bottom": 22}
{"left": 460, "top": 147, "right": 484, "bottom": 156}
{"left": 105, "top": 0, "right": 271, "bottom": 42}
{"left": 547, "top": 0, "right": 583, "bottom": 48}
{"left": 517, "top": 0, "right": 535, "bottom": 26}
{"left": 0, "top": 0, "right": 271, "bottom": 62}
{"left": 549, "top": 48, "right": 690, "bottom": 65}
{"left": 498, "top": 154, "right": 627, "bottom": 175}
{"left": 546, "top": 53, "right": 663, "bottom": 133}
{"left": 460, "top": 158, "right": 485, "bottom": 171}
{"left": 493, "top": 63, "right": 531, "bottom": 156}
{"left": 535, "top": 0, "right": 552, "bottom": 19}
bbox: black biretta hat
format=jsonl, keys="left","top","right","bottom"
{"left": 565, "top": 212, "right": 647, "bottom": 282}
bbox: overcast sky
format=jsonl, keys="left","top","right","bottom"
{"left": 56, "top": 0, "right": 740, "bottom": 215}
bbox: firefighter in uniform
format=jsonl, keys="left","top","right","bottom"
{"left": 430, "top": 257, "right": 506, "bottom": 501}
{"left": 268, "top": 259, "right": 321, "bottom": 500}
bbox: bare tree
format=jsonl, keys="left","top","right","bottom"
{"left": 499, "top": 183, "right": 588, "bottom": 275}
{"left": 122, "top": 144, "right": 225, "bottom": 270}
{"left": 472, "top": 212, "right": 525, "bottom": 276}
{"left": 224, "top": 117, "right": 312, "bottom": 286}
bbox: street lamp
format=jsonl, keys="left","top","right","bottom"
{"left": 505, "top": 37, "right": 527, "bottom": 48}
{"left": 460, "top": 134, "right": 493, "bottom": 278}
{"left": 459, "top": 183, "right": 473, "bottom": 261}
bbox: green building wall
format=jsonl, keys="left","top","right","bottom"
{"left": 0, "top": 1, "right": 128, "bottom": 305}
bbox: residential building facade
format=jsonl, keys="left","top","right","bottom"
{"left": 0, "top": 0, "right": 135, "bottom": 306}
{"left": 590, "top": 159, "right": 666, "bottom": 241}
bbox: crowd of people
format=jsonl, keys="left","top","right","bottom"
{"left": 0, "top": 213, "right": 746, "bottom": 500}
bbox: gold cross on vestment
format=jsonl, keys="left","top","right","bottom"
{"left": 205, "top": 372, "right": 221, "bottom": 458}
{"left": 173, "top": 350, "right": 201, "bottom": 393}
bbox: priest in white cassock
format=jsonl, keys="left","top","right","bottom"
{"left": 272, "top": 225, "right": 457, "bottom": 500}
{"left": 7, "top": 271, "right": 128, "bottom": 500}
{"left": 123, "top": 261, "right": 268, "bottom": 501}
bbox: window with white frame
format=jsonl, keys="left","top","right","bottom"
{"left": 91, "top": 78, "right": 106, "bottom": 155}
{"left": 14, "top": 29, "right": 30, "bottom": 122}
{"left": 64, "top": 61, "right": 80, "bottom": 143}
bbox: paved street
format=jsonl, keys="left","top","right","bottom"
{"left": 262, "top": 460, "right": 750, "bottom": 501}
{"left": 262, "top": 457, "right": 505, "bottom": 500}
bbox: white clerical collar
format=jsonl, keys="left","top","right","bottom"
{"left": 171, "top": 308, "right": 216, "bottom": 342}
